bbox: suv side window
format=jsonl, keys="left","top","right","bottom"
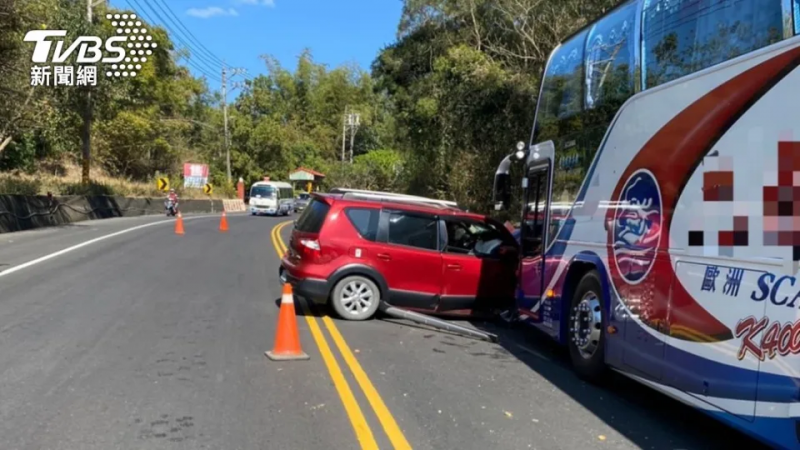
{"left": 345, "top": 208, "right": 379, "bottom": 241}
{"left": 443, "top": 218, "right": 508, "bottom": 257}
{"left": 386, "top": 211, "right": 438, "bottom": 251}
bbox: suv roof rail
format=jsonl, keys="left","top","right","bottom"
{"left": 329, "top": 188, "right": 460, "bottom": 209}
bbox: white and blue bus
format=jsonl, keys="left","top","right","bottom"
{"left": 493, "top": 1, "right": 800, "bottom": 448}
{"left": 249, "top": 181, "right": 294, "bottom": 216}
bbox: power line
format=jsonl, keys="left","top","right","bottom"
{"left": 124, "top": 0, "right": 222, "bottom": 82}
{"left": 136, "top": 0, "right": 223, "bottom": 76}
{"left": 123, "top": 0, "right": 223, "bottom": 82}
{"left": 141, "top": 0, "right": 226, "bottom": 71}
{"left": 149, "top": 0, "right": 227, "bottom": 67}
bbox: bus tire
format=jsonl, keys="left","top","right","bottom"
{"left": 568, "top": 270, "right": 607, "bottom": 382}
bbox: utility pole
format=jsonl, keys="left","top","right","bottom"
{"left": 342, "top": 113, "right": 361, "bottom": 164}
{"left": 221, "top": 64, "right": 246, "bottom": 184}
{"left": 341, "top": 106, "right": 348, "bottom": 163}
{"left": 222, "top": 65, "right": 229, "bottom": 182}
{"left": 81, "top": 0, "right": 107, "bottom": 185}
{"left": 348, "top": 112, "right": 359, "bottom": 163}
{"left": 82, "top": 0, "right": 93, "bottom": 185}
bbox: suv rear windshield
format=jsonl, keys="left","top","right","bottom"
{"left": 294, "top": 198, "right": 330, "bottom": 233}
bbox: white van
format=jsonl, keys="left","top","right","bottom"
{"left": 248, "top": 181, "right": 294, "bottom": 216}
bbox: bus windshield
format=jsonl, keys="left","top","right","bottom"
{"left": 251, "top": 186, "right": 276, "bottom": 197}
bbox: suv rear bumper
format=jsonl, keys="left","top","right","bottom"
{"left": 279, "top": 265, "right": 329, "bottom": 305}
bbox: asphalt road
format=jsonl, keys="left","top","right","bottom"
{"left": 0, "top": 214, "right": 770, "bottom": 450}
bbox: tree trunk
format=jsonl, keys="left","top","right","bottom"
{"left": 0, "top": 86, "right": 35, "bottom": 155}
{"left": 0, "top": 135, "right": 12, "bottom": 153}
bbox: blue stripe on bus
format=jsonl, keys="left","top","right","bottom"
{"left": 707, "top": 410, "right": 798, "bottom": 449}
{"left": 537, "top": 244, "right": 800, "bottom": 404}
{"left": 623, "top": 317, "right": 800, "bottom": 404}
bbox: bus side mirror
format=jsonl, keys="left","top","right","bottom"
{"left": 493, "top": 173, "right": 511, "bottom": 211}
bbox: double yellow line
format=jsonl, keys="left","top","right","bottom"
{"left": 270, "top": 221, "right": 412, "bottom": 450}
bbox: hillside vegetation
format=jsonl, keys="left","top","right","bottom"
{"left": 1, "top": 0, "right": 616, "bottom": 209}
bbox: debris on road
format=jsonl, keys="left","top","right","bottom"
{"left": 380, "top": 304, "right": 499, "bottom": 343}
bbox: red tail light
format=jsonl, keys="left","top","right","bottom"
{"left": 298, "top": 238, "right": 322, "bottom": 261}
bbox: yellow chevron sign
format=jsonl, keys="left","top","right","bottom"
{"left": 157, "top": 177, "right": 169, "bottom": 191}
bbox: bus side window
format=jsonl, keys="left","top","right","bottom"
{"left": 795, "top": 1, "right": 800, "bottom": 35}
{"left": 642, "top": 0, "right": 784, "bottom": 90}
{"left": 535, "top": 30, "right": 588, "bottom": 249}
{"left": 584, "top": 0, "right": 637, "bottom": 156}
{"left": 584, "top": 1, "right": 636, "bottom": 111}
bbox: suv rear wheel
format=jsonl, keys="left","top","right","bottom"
{"left": 330, "top": 275, "right": 380, "bottom": 321}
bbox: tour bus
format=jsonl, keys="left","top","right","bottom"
{"left": 492, "top": 1, "right": 800, "bottom": 448}
{"left": 249, "top": 181, "right": 294, "bottom": 216}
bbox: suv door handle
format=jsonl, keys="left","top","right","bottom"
{"left": 446, "top": 263, "right": 461, "bottom": 270}
{"left": 377, "top": 253, "right": 391, "bottom": 261}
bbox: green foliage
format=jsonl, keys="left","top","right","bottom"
{"left": 323, "top": 149, "right": 405, "bottom": 192}
{"left": 1, "top": 0, "right": 619, "bottom": 211}
{"left": 228, "top": 51, "right": 395, "bottom": 187}
{"left": 0, "top": 0, "right": 222, "bottom": 190}
{"left": 372, "top": 0, "right": 620, "bottom": 213}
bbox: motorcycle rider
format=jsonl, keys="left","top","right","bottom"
{"left": 166, "top": 188, "right": 179, "bottom": 215}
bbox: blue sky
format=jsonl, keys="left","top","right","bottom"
{"left": 109, "top": 0, "right": 403, "bottom": 87}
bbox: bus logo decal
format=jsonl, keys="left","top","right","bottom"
{"left": 612, "top": 169, "right": 662, "bottom": 285}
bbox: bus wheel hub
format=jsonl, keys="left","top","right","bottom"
{"left": 570, "top": 293, "right": 602, "bottom": 359}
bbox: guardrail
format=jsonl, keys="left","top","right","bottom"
{"left": 0, "top": 195, "right": 237, "bottom": 233}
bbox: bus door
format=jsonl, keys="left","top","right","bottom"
{"left": 517, "top": 159, "right": 554, "bottom": 330}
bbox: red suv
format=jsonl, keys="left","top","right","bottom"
{"left": 279, "top": 190, "right": 519, "bottom": 320}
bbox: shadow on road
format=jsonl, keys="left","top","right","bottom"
{"left": 272, "top": 283, "right": 770, "bottom": 450}
{"left": 272, "top": 297, "right": 331, "bottom": 318}
{"left": 460, "top": 318, "right": 771, "bottom": 450}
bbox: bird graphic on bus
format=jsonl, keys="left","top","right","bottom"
{"left": 613, "top": 171, "right": 662, "bottom": 284}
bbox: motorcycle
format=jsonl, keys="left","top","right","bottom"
{"left": 165, "top": 199, "right": 179, "bottom": 217}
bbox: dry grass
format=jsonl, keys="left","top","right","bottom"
{"left": 0, "top": 162, "right": 236, "bottom": 199}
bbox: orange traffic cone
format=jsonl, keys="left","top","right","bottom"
{"left": 265, "top": 284, "right": 309, "bottom": 361}
{"left": 219, "top": 211, "right": 229, "bottom": 232}
{"left": 175, "top": 212, "right": 185, "bottom": 235}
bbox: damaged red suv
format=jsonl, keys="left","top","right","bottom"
{"left": 279, "top": 189, "right": 519, "bottom": 320}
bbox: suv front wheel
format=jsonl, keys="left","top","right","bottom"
{"left": 330, "top": 275, "right": 381, "bottom": 321}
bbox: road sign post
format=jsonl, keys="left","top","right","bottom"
{"left": 203, "top": 183, "right": 214, "bottom": 213}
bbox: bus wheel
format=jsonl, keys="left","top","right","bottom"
{"left": 568, "top": 270, "right": 607, "bottom": 382}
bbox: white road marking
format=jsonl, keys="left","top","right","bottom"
{"left": 0, "top": 215, "right": 219, "bottom": 278}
